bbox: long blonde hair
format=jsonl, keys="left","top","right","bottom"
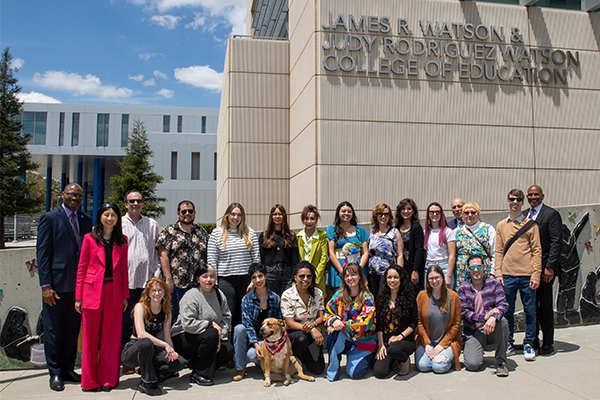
{"left": 220, "top": 202, "right": 253, "bottom": 250}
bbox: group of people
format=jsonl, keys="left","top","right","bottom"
{"left": 36, "top": 182, "right": 562, "bottom": 395}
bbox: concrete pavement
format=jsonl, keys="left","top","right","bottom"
{"left": 2, "top": 324, "right": 600, "bottom": 400}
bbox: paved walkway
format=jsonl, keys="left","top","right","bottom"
{"left": 1, "top": 324, "right": 599, "bottom": 400}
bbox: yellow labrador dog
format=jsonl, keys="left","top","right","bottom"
{"left": 259, "top": 318, "right": 315, "bottom": 387}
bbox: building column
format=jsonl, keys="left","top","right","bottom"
{"left": 77, "top": 161, "right": 83, "bottom": 211}
{"left": 45, "top": 167, "right": 52, "bottom": 212}
{"left": 83, "top": 181, "right": 88, "bottom": 215}
{"left": 93, "top": 158, "right": 100, "bottom": 221}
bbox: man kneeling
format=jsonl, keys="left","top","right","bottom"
{"left": 458, "top": 255, "right": 510, "bottom": 377}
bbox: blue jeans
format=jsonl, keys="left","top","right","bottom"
{"left": 325, "top": 331, "right": 373, "bottom": 381}
{"left": 171, "top": 286, "right": 191, "bottom": 324}
{"left": 232, "top": 324, "right": 261, "bottom": 371}
{"left": 415, "top": 343, "right": 454, "bottom": 373}
{"left": 502, "top": 275, "right": 537, "bottom": 345}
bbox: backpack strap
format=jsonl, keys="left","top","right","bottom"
{"left": 504, "top": 220, "right": 536, "bottom": 255}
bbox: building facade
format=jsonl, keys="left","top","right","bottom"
{"left": 23, "top": 103, "right": 218, "bottom": 226}
{"left": 218, "top": 0, "right": 600, "bottom": 230}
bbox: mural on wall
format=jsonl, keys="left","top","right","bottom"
{"left": 0, "top": 307, "right": 42, "bottom": 364}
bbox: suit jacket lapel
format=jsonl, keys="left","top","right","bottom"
{"left": 309, "top": 233, "right": 318, "bottom": 264}
{"left": 59, "top": 206, "right": 79, "bottom": 247}
{"left": 112, "top": 245, "right": 120, "bottom": 272}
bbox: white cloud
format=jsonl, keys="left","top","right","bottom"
{"left": 139, "top": 52, "right": 162, "bottom": 61}
{"left": 174, "top": 65, "right": 222, "bottom": 92}
{"left": 128, "top": 74, "right": 144, "bottom": 81}
{"left": 11, "top": 58, "right": 24, "bottom": 69}
{"left": 18, "top": 91, "right": 61, "bottom": 104}
{"left": 143, "top": 78, "right": 156, "bottom": 86}
{"left": 131, "top": 0, "right": 246, "bottom": 37}
{"left": 33, "top": 71, "right": 133, "bottom": 99}
{"left": 150, "top": 14, "right": 182, "bottom": 29}
{"left": 153, "top": 70, "right": 168, "bottom": 79}
{"left": 157, "top": 88, "right": 174, "bottom": 98}
{"left": 185, "top": 12, "right": 205, "bottom": 30}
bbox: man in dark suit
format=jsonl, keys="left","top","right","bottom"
{"left": 524, "top": 185, "right": 562, "bottom": 355}
{"left": 447, "top": 198, "right": 465, "bottom": 229}
{"left": 37, "top": 183, "right": 92, "bottom": 391}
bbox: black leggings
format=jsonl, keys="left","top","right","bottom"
{"left": 288, "top": 330, "right": 325, "bottom": 375}
{"left": 172, "top": 327, "right": 233, "bottom": 377}
{"left": 373, "top": 339, "right": 415, "bottom": 379}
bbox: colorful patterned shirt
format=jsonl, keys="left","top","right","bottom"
{"left": 458, "top": 277, "right": 508, "bottom": 340}
{"left": 156, "top": 222, "right": 208, "bottom": 289}
{"left": 324, "top": 289, "right": 377, "bottom": 352}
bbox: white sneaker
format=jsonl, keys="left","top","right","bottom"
{"left": 524, "top": 343, "right": 536, "bottom": 361}
{"left": 506, "top": 343, "right": 516, "bottom": 356}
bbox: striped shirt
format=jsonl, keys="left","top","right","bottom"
{"left": 457, "top": 277, "right": 508, "bottom": 340}
{"left": 207, "top": 227, "right": 260, "bottom": 277}
{"left": 122, "top": 214, "right": 161, "bottom": 289}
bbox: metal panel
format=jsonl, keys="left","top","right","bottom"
{"left": 230, "top": 108, "right": 289, "bottom": 143}
{"left": 229, "top": 143, "right": 289, "bottom": 178}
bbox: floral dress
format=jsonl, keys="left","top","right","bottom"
{"left": 454, "top": 222, "right": 495, "bottom": 289}
{"left": 367, "top": 228, "right": 399, "bottom": 276}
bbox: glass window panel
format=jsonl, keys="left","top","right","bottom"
{"left": 191, "top": 152, "right": 200, "bottom": 180}
{"left": 163, "top": 115, "right": 170, "bottom": 133}
{"left": 72, "top": 113, "right": 79, "bottom": 146}
{"left": 121, "top": 114, "right": 129, "bottom": 147}
{"left": 201, "top": 116, "right": 206, "bottom": 134}
{"left": 58, "top": 112, "right": 65, "bottom": 146}
{"left": 171, "top": 152, "right": 178, "bottom": 180}
{"left": 177, "top": 115, "right": 182, "bottom": 133}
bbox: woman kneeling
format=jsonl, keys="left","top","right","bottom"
{"left": 121, "top": 278, "right": 186, "bottom": 395}
{"left": 171, "top": 263, "right": 233, "bottom": 386}
{"left": 324, "top": 262, "right": 376, "bottom": 381}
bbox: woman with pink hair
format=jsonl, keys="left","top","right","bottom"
{"left": 423, "top": 203, "right": 456, "bottom": 288}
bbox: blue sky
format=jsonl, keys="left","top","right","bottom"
{"left": 2, "top": 0, "right": 246, "bottom": 109}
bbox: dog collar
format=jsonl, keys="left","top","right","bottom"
{"left": 265, "top": 330, "right": 287, "bottom": 356}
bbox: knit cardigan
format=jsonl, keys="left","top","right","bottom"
{"left": 415, "top": 289, "right": 462, "bottom": 371}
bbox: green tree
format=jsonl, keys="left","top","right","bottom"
{"left": 109, "top": 119, "right": 165, "bottom": 219}
{"left": 0, "top": 47, "right": 41, "bottom": 248}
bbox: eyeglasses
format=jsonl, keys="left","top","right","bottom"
{"left": 179, "top": 209, "right": 194, "bottom": 215}
{"left": 463, "top": 211, "right": 478, "bottom": 216}
{"left": 64, "top": 192, "right": 83, "bottom": 199}
{"left": 428, "top": 210, "right": 441, "bottom": 215}
{"left": 468, "top": 264, "right": 484, "bottom": 271}
{"left": 376, "top": 212, "right": 390, "bottom": 217}
{"left": 127, "top": 199, "right": 144, "bottom": 204}
{"left": 298, "top": 274, "right": 313, "bottom": 280}
{"left": 428, "top": 276, "right": 442, "bottom": 282}
{"left": 508, "top": 197, "right": 523, "bottom": 203}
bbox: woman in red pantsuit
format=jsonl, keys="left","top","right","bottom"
{"left": 75, "top": 203, "right": 129, "bottom": 392}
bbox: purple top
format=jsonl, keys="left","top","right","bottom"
{"left": 457, "top": 277, "right": 508, "bottom": 340}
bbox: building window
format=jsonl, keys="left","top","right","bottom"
{"left": 171, "top": 152, "right": 178, "bottom": 180}
{"left": 201, "top": 116, "right": 206, "bottom": 133}
{"left": 163, "top": 115, "right": 170, "bottom": 133}
{"left": 191, "top": 152, "right": 200, "bottom": 180}
{"left": 97, "top": 113, "right": 110, "bottom": 147}
{"left": 121, "top": 114, "right": 129, "bottom": 147}
{"left": 58, "top": 112, "right": 65, "bottom": 146}
{"left": 22, "top": 111, "right": 47, "bottom": 145}
{"left": 214, "top": 152, "right": 217, "bottom": 181}
{"left": 71, "top": 113, "right": 80, "bottom": 146}
{"left": 177, "top": 115, "right": 183, "bottom": 133}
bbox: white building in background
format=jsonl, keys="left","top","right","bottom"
{"left": 23, "top": 103, "right": 218, "bottom": 226}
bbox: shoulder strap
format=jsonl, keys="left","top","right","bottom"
{"left": 504, "top": 220, "right": 536, "bottom": 255}
{"left": 465, "top": 226, "right": 491, "bottom": 258}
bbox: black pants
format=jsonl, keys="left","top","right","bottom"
{"left": 536, "top": 276, "right": 555, "bottom": 346}
{"left": 218, "top": 274, "right": 251, "bottom": 327}
{"left": 367, "top": 273, "right": 385, "bottom": 304}
{"left": 121, "top": 338, "right": 187, "bottom": 383}
{"left": 42, "top": 290, "right": 81, "bottom": 376}
{"left": 122, "top": 288, "right": 144, "bottom": 344}
{"left": 266, "top": 264, "right": 292, "bottom": 296}
{"left": 172, "top": 327, "right": 233, "bottom": 377}
{"left": 288, "top": 330, "right": 325, "bottom": 375}
{"left": 373, "top": 338, "right": 415, "bottom": 379}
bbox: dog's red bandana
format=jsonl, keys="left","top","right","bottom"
{"left": 265, "top": 330, "right": 287, "bottom": 356}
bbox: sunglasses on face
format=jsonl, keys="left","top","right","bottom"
{"left": 179, "top": 209, "right": 194, "bottom": 215}
{"left": 377, "top": 212, "right": 390, "bottom": 217}
{"left": 428, "top": 210, "right": 441, "bottom": 215}
{"left": 468, "top": 264, "right": 484, "bottom": 271}
{"left": 127, "top": 199, "right": 144, "bottom": 204}
{"left": 508, "top": 197, "right": 523, "bottom": 203}
{"left": 298, "top": 274, "right": 313, "bottom": 280}
{"left": 64, "top": 192, "right": 83, "bottom": 199}
{"left": 463, "top": 211, "right": 478, "bottom": 216}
